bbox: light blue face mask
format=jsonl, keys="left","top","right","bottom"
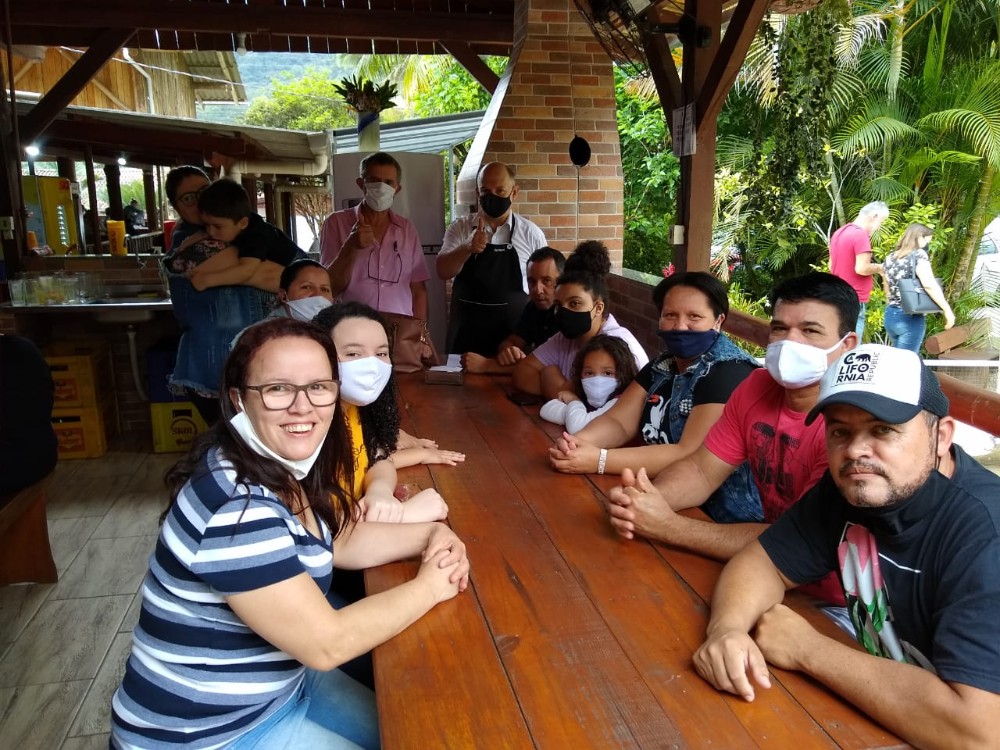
{"left": 581, "top": 375, "right": 617, "bottom": 408}
{"left": 284, "top": 295, "right": 332, "bottom": 322}
{"left": 229, "top": 394, "right": 325, "bottom": 480}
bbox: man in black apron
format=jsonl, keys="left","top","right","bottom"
{"left": 437, "top": 162, "right": 548, "bottom": 355}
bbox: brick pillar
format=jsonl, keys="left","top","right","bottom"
{"left": 457, "top": 0, "right": 624, "bottom": 267}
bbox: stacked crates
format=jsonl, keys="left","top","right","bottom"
{"left": 46, "top": 339, "right": 118, "bottom": 459}
{"left": 147, "top": 341, "right": 208, "bottom": 453}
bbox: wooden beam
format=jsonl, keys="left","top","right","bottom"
{"left": 640, "top": 31, "right": 682, "bottom": 118}
{"left": 19, "top": 27, "right": 135, "bottom": 143}
{"left": 35, "top": 118, "right": 252, "bottom": 160}
{"left": 696, "top": 0, "right": 770, "bottom": 129}
{"left": 9, "top": 1, "right": 513, "bottom": 46}
{"left": 440, "top": 42, "right": 499, "bottom": 94}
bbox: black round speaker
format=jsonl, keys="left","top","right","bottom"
{"left": 569, "top": 135, "right": 591, "bottom": 167}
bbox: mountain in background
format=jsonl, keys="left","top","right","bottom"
{"left": 196, "top": 52, "right": 354, "bottom": 126}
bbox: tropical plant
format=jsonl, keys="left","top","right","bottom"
{"left": 333, "top": 75, "right": 398, "bottom": 113}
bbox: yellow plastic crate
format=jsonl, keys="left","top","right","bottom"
{"left": 51, "top": 392, "right": 118, "bottom": 459}
{"left": 44, "top": 339, "right": 115, "bottom": 408}
{"left": 151, "top": 402, "right": 209, "bottom": 453}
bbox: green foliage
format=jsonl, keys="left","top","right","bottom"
{"left": 412, "top": 57, "right": 506, "bottom": 117}
{"left": 241, "top": 68, "right": 354, "bottom": 130}
{"left": 615, "top": 66, "right": 680, "bottom": 275}
{"left": 333, "top": 75, "right": 398, "bottom": 113}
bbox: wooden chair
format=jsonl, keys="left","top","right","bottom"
{"left": 0, "top": 480, "right": 58, "bottom": 585}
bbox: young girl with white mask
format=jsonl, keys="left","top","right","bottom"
{"left": 315, "top": 302, "right": 462, "bottom": 525}
{"left": 540, "top": 335, "right": 638, "bottom": 433}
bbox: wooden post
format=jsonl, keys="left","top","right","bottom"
{"left": 281, "top": 190, "right": 296, "bottom": 243}
{"left": 83, "top": 145, "right": 101, "bottom": 253}
{"left": 262, "top": 181, "right": 276, "bottom": 224}
{"left": 142, "top": 168, "right": 158, "bottom": 231}
{"left": 103, "top": 163, "right": 124, "bottom": 221}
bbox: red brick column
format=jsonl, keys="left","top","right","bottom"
{"left": 457, "top": 0, "right": 624, "bottom": 267}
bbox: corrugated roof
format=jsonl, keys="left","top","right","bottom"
{"left": 331, "top": 111, "right": 485, "bottom": 155}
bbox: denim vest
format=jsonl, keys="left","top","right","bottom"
{"left": 642, "top": 333, "right": 764, "bottom": 523}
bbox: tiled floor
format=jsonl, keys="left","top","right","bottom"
{"left": 0, "top": 437, "right": 175, "bottom": 749}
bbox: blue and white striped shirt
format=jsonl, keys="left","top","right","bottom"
{"left": 111, "top": 448, "right": 333, "bottom": 749}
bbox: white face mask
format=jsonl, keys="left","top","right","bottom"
{"left": 765, "top": 335, "right": 848, "bottom": 390}
{"left": 363, "top": 181, "right": 395, "bottom": 212}
{"left": 581, "top": 375, "right": 618, "bottom": 408}
{"left": 229, "top": 395, "right": 324, "bottom": 480}
{"left": 339, "top": 356, "right": 393, "bottom": 406}
{"left": 284, "top": 295, "right": 332, "bottom": 322}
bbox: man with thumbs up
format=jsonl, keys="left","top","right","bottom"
{"left": 319, "top": 152, "right": 429, "bottom": 318}
{"left": 438, "top": 162, "right": 548, "bottom": 355}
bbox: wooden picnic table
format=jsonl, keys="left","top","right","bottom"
{"left": 365, "top": 374, "right": 906, "bottom": 749}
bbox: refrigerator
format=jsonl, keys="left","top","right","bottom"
{"left": 331, "top": 152, "right": 447, "bottom": 352}
{"left": 22, "top": 175, "right": 81, "bottom": 255}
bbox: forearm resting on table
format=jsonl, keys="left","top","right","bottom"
{"left": 797, "top": 635, "right": 1000, "bottom": 749}
{"left": 228, "top": 567, "right": 439, "bottom": 672}
{"left": 706, "top": 542, "right": 788, "bottom": 636}
{"left": 603, "top": 441, "right": 694, "bottom": 477}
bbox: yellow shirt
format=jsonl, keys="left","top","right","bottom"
{"left": 343, "top": 402, "right": 369, "bottom": 502}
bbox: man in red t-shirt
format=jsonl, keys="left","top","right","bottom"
{"left": 829, "top": 201, "right": 889, "bottom": 338}
{"left": 604, "top": 273, "right": 859, "bottom": 605}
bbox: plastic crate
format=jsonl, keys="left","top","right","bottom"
{"left": 44, "top": 339, "right": 115, "bottom": 408}
{"left": 51, "top": 392, "right": 118, "bottom": 459}
{"left": 151, "top": 402, "right": 209, "bottom": 453}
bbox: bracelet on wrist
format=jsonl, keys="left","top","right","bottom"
{"left": 597, "top": 448, "right": 608, "bottom": 475}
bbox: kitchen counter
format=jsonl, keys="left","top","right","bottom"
{"left": 2, "top": 299, "right": 174, "bottom": 313}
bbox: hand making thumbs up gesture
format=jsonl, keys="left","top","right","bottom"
{"left": 349, "top": 210, "right": 375, "bottom": 250}
{"left": 469, "top": 215, "right": 489, "bottom": 255}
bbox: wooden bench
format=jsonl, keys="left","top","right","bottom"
{"left": 0, "top": 480, "right": 58, "bottom": 585}
{"left": 924, "top": 319, "right": 999, "bottom": 361}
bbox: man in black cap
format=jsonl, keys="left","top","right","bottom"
{"left": 693, "top": 344, "right": 1000, "bottom": 747}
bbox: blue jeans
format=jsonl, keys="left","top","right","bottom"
{"left": 884, "top": 304, "right": 926, "bottom": 353}
{"left": 228, "top": 669, "right": 379, "bottom": 750}
{"left": 855, "top": 302, "right": 867, "bottom": 340}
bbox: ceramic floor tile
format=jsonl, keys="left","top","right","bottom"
{"left": 51, "top": 536, "right": 157, "bottom": 600}
{"left": 0, "top": 582, "right": 54, "bottom": 644}
{"left": 0, "top": 595, "right": 130, "bottom": 687}
{"left": 62, "top": 734, "right": 111, "bottom": 750}
{"left": 0, "top": 680, "right": 90, "bottom": 748}
{"left": 119, "top": 592, "right": 143, "bottom": 634}
{"left": 91, "top": 491, "right": 167, "bottom": 540}
{"left": 48, "top": 517, "right": 103, "bottom": 573}
{"left": 69, "top": 632, "right": 131, "bottom": 738}
{"left": 46, "top": 474, "right": 133, "bottom": 520}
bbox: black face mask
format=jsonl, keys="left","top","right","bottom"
{"left": 480, "top": 192, "right": 512, "bottom": 219}
{"left": 555, "top": 306, "right": 595, "bottom": 339}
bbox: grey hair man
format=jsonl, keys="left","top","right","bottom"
{"left": 829, "top": 201, "right": 889, "bottom": 338}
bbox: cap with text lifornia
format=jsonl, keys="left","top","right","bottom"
{"left": 805, "top": 344, "right": 949, "bottom": 426}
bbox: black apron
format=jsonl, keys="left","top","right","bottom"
{"left": 447, "top": 216, "right": 528, "bottom": 355}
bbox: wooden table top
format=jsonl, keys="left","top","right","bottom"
{"left": 365, "top": 374, "right": 906, "bottom": 750}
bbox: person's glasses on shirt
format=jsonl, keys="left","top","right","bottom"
{"left": 367, "top": 242, "right": 402, "bottom": 285}
{"left": 243, "top": 380, "right": 340, "bottom": 410}
{"left": 177, "top": 186, "right": 207, "bottom": 207}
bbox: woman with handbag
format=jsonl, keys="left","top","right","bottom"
{"left": 882, "top": 223, "right": 955, "bottom": 353}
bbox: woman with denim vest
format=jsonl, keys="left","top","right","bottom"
{"left": 550, "top": 272, "right": 763, "bottom": 523}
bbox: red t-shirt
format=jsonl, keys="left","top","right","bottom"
{"left": 704, "top": 368, "right": 843, "bottom": 604}
{"left": 829, "top": 223, "right": 874, "bottom": 302}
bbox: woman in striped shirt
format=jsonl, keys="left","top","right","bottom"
{"left": 110, "top": 317, "right": 469, "bottom": 749}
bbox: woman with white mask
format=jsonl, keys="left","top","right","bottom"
{"left": 110, "top": 317, "right": 469, "bottom": 750}
{"left": 315, "top": 302, "right": 463, "bottom": 527}
{"left": 267, "top": 258, "right": 335, "bottom": 321}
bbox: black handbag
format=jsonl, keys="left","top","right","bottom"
{"left": 897, "top": 252, "right": 943, "bottom": 315}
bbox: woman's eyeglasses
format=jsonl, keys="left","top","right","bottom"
{"left": 177, "top": 186, "right": 207, "bottom": 207}
{"left": 243, "top": 380, "right": 340, "bottom": 410}
{"left": 367, "top": 242, "right": 402, "bottom": 285}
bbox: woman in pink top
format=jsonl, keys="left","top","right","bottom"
{"left": 512, "top": 241, "right": 648, "bottom": 399}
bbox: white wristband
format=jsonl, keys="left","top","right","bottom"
{"left": 597, "top": 448, "right": 608, "bottom": 475}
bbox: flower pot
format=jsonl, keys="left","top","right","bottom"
{"left": 357, "top": 110, "right": 380, "bottom": 151}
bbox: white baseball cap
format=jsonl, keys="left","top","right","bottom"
{"left": 805, "top": 344, "right": 949, "bottom": 425}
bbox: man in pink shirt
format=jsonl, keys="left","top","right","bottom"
{"left": 605, "top": 273, "right": 859, "bottom": 606}
{"left": 319, "top": 152, "right": 429, "bottom": 318}
{"left": 829, "top": 201, "right": 888, "bottom": 338}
